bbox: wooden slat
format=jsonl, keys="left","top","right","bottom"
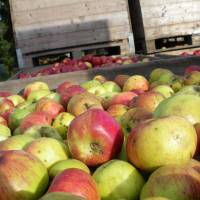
{"left": 18, "top": 25, "right": 131, "bottom": 53}
{"left": 12, "top": 0, "right": 128, "bottom": 26}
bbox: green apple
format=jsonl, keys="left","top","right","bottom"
{"left": 81, "top": 80, "right": 101, "bottom": 90}
{"left": 154, "top": 94, "right": 200, "bottom": 124}
{"left": 45, "top": 92, "right": 61, "bottom": 103}
{"left": 0, "top": 135, "right": 34, "bottom": 151}
{"left": 49, "top": 159, "right": 90, "bottom": 179}
{"left": 24, "top": 137, "right": 69, "bottom": 169}
{"left": 53, "top": 112, "right": 75, "bottom": 139}
{"left": 0, "top": 125, "right": 11, "bottom": 141}
{"left": 39, "top": 192, "right": 86, "bottom": 200}
{"left": 102, "top": 81, "right": 121, "bottom": 93}
{"left": 93, "top": 159, "right": 145, "bottom": 200}
{"left": 184, "top": 71, "right": 200, "bottom": 85}
{"left": 87, "top": 85, "right": 106, "bottom": 96}
{"left": 176, "top": 85, "right": 200, "bottom": 96}
{"left": 16, "top": 100, "right": 36, "bottom": 112}
{"left": 7, "top": 95, "right": 25, "bottom": 106}
{"left": 27, "top": 89, "right": 51, "bottom": 103}
{"left": 151, "top": 85, "right": 174, "bottom": 98}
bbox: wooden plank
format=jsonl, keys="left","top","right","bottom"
{"left": 18, "top": 25, "right": 131, "bottom": 53}
{"left": 1, "top": 56, "right": 200, "bottom": 93}
{"left": 15, "top": 11, "right": 130, "bottom": 40}
{"left": 12, "top": 0, "right": 128, "bottom": 26}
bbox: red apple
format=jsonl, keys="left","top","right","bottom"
{"left": 56, "top": 81, "right": 74, "bottom": 94}
{"left": 48, "top": 168, "right": 100, "bottom": 200}
{"left": 67, "top": 109, "right": 123, "bottom": 166}
{"left": 107, "top": 104, "right": 128, "bottom": 121}
{"left": 180, "top": 52, "right": 191, "bottom": 57}
{"left": 36, "top": 98, "right": 64, "bottom": 119}
{"left": 193, "top": 50, "right": 200, "bottom": 56}
{"left": 184, "top": 65, "right": 200, "bottom": 75}
{"left": 0, "top": 115, "right": 7, "bottom": 126}
{"left": 20, "top": 111, "right": 53, "bottom": 132}
{"left": 0, "top": 98, "right": 15, "bottom": 122}
{"left": 0, "top": 91, "right": 12, "bottom": 97}
{"left": 114, "top": 74, "right": 130, "bottom": 88}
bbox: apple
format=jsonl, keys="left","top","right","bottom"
{"left": 56, "top": 81, "right": 74, "bottom": 94}
{"left": 0, "top": 115, "right": 7, "bottom": 126}
{"left": 120, "top": 108, "right": 152, "bottom": 136}
{"left": 129, "top": 91, "right": 165, "bottom": 113}
{"left": 45, "top": 92, "right": 61, "bottom": 103}
{"left": 0, "top": 150, "right": 49, "bottom": 200}
{"left": 27, "top": 89, "right": 51, "bottom": 103}
{"left": 0, "top": 98, "right": 14, "bottom": 122}
{"left": 60, "top": 85, "right": 86, "bottom": 107}
{"left": 67, "top": 92, "right": 103, "bottom": 117}
{"left": 93, "top": 159, "right": 145, "bottom": 200}
{"left": 53, "top": 112, "right": 75, "bottom": 139}
{"left": 20, "top": 111, "right": 53, "bottom": 132}
{"left": 48, "top": 168, "right": 100, "bottom": 200}
{"left": 107, "top": 104, "right": 128, "bottom": 122}
{"left": 0, "top": 125, "right": 11, "bottom": 141}
{"left": 154, "top": 94, "right": 200, "bottom": 124}
{"left": 123, "top": 75, "right": 149, "bottom": 92}
{"left": 184, "top": 65, "right": 200, "bottom": 75}
{"left": 176, "top": 85, "right": 200, "bottom": 96}
{"left": 184, "top": 71, "right": 200, "bottom": 85}
{"left": 0, "top": 135, "right": 34, "bottom": 151}
{"left": 140, "top": 160, "right": 200, "bottom": 200}
{"left": 8, "top": 108, "right": 33, "bottom": 130}
{"left": 39, "top": 192, "right": 86, "bottom": 200}
{"left": 24, "top": 137, "right": 68, "bottom": 169}
{"left": 87, "top": 85, "right": 106, "bottom": 96}
{"left": 49, "top": 159, "right": 90, "bottom": 179}
{"left": 193, "top": 49, "right": 200, "bottom": 56}
{"left": 67, "top": 109, "right": 123, "bottom": 166}
{"left": 23, "top": 125, "right": 63, "bottom": 141}
{"left": 81, "top": 80, "right": 101, "bottom": 90}
{"left": 151, "top": 85, "right": 174, "bottom": 98}
{"left": 36, "top": 98, "right": 64, "bottom": 119}
{"left": 0, "top": 91, "right": 12, "bottom": 97}
{"left": 7, "top": 95, "right": 25, "bottom": 107}
{"left": 114, "top": 74, "right": 130, "bottom": 88}
{"left": 16, "top": 100, "right": 36, "bottom": 112}
{"left": 103, "top": 92, "right": 137, "bottom": 109}
{"left": 23, "top": 81, "right": 49, "bottom": 99}
{"left": 127, "top": 116, "right": 197, "bottom": 172}
{"left": 170, "top": 76, "right": 184, "bottom": 92}
{"left": 102, "top": 81, "right": 121, "bottom": 93}
{"left": 93, "top": 75, "right": 107, "bottom": 84}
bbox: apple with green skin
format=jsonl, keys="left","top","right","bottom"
{"left": 151, "top": 85, "right": 174, "bottom": 98}
{"left": 120, "top": 108, "right": 152, "bottom": 136}
{"left": 176, "top": 85, "right": 200, "bottom": 96}
{"left": 48, "top": 169, "right": 100, "bottom": 200}
{"left": 49, "top": 159, "right": 90, "bottom": 179}
{"left": 156, "top": 72, "right": 175, "bottom": 85}
{"left": 170, "top": 75, "right": 184, "bottom": 92}
{"left": 16, "top": 100, "right": 36, "bottom": 112}
{"left": 140, "top": 160, "right": 200, "bottom": 200}
{"left": 127, "top": 116, "right": 197, "bottom": 172}
{"left": 184, "top": 71, "right": 200, "bottom": 85}
{"left": 68, "top": 109, "right": 123, "bottom": 166}
{"left": 129, "top": 91, "right": 165, "bottom": 113}
{"left": 87, "top": 85, "right": 107, "bottom": 96}
{"left": 36, "top": 98, "right": 64, "bottom": 119}
{"left": 103, "top": 92, "right": 137, "bottom": 109}
{"left": 20, "top": 111, "right": 53, "bottom": 132}
{"left": 114, "top": 74, "right": 130, "bottom": 88}
{"left": 0, "top": 135, "right": 34, "bottom": 151}
{"left": 8, "top": 108, "right": 33, "bottom": 130}
{"left": 154, "top": 94, "right": 200, "bottom": 124}
{"left": 56, "top": 81, "right": 74, "bottom": 94}
{"left": 102, "top": 81, "right": 121, "bottom": 93}
{"left": 0, "top": 115, "right": 7, "bottom": 126}
{"left": 123, "top": 75, "right": 149, "bottom": 92}
{"left": 23, "top": 125, "right": 63, "bottom": 141}
{"left": 24, "top": 137, "right": 68, "bottom": 169}
{"left": 39, "top": 192, "right": 86, "bottom": 200}
{"left": 7, "top": 95, "right": 25, "bottom": 106}
{"left": 93, "top": 159, "right": 145, "bottom": 200}
{"left": 0, "top": 125, "right": 11, "bottom": 141}
{"left": 23, "top": 81, "right": 49, "bottom": 99}
{"left": 81, "top": 80, "right": 101, "bottom": 90}
{"left": 53, "top": 112, "right": 75, "bottom": 139}
{"left": 0, "top": 150, "right": 49, "bottom": 200}
{"left": 107, "top": 104, "right": 128, "bottom": 122}
{"left": 67, "top": 92, "right": 103, "bottom": 117}
{"left": 93, "top": 75, "right": 107, "bottom": 84}
{"left": 45, "top": 92, "right": 61, "bottom": 103}
{"left": 27, "top": 89, "right": 51, "bottom": 103}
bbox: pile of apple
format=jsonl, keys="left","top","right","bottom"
{"left": 180, "top": 49, "right": 200, "bottom": 57}
{"left": 18, "top": 55, "right": 149, "bottom": 79}
{"left": 1, "top": 64, "right": 200, "bottom": 200}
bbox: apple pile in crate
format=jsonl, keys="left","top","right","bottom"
{"left": 18, "top": 54, "right": 149, "bottom": 79}
{"left": 1, "top": 65, "right": 200, "bottom": 200}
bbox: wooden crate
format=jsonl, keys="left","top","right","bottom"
{"left": 1, "top": 56, "right": 200, "bottom": 94}
{"left": 129, "top": 0, "right": 200, "bottom": 54}
{"left": 9, "top": 0, "right": 134, "bottom": 68}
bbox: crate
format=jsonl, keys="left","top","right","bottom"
{"left": 9, "top": 0, "right": 134, "bottom": 68}
{"left": 1, "top": 56, "right": 200, "bottom": 94}
{"left": 129, "top": 0, "right": 200, "bottom": 54}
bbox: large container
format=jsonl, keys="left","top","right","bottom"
{"left": 129, "top": 0, "right": 200, "bottom": 54}
{"left": 1, "top": 56, "right": 200, "bottom": 94}
{"left": 9, "top": 0, "right": 134, "bottom": 68}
